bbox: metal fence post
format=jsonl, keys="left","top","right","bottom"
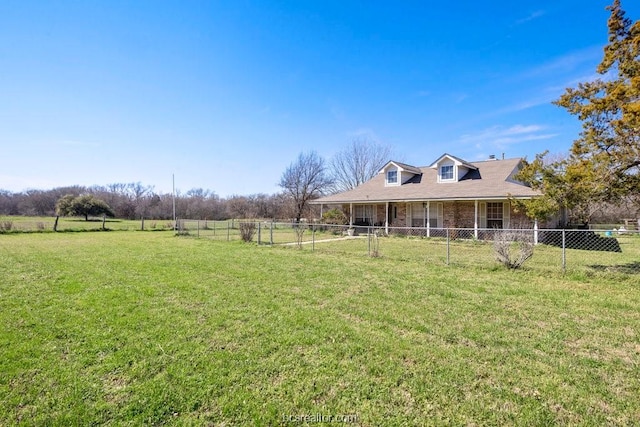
{"left": 270, "top": 221, "right": 274, "bottom": 245}
{"left": 258, "top": 222, "right": 261, "bottom": 245}
{"left": 446, "top": 228, "right": 450, "bottom": 265}
{"left": 562, "top": 229, "right": 566, "bottom": 272}
{"left": 312, "top": 224, "right": 315, "bottom": 251}
{"left": 227, "top": 221, "right": 230, "bottom": 241}
{"left": 197, "top": 220, "right": 200, "bottom": 238}
{"left": 368, "top": 226, "right": 371, "bottom": 256}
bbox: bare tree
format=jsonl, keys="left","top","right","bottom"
{"left": 279, "top": 151, "right": 333, "bottom": 222}
{"left": 226, "top": 195, "right": 258, "bottom": 219}
{"left": 330, "top": 138, "right": 391, "bottom": 192}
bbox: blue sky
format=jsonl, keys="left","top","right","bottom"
{"left": 1, "top": 0, "right": 638, "bottom": 196}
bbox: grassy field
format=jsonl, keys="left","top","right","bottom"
{"left": 1, "top": 232, "right": 639, "bottom": 425}
{"left": 0, "top": 215, "right": 160, "bottom": 232}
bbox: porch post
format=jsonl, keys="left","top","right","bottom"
{"left": 426, "top": 201, "right": 431, "bottom": 238}
{"left": 385, "top": 202, "right": 389, "bottom": 234}
{"left": 474, "top": 199, "right": 478, "bottom": 239}
{"left": 423, "top": 202, "right": 426, "bottom": 227}
{"left": 349, "top": 203, "right": 353, "bottom": 227}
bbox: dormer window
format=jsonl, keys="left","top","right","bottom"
{"left": 440, "top": 165, "right": 454, "bottom": 180}
{"left": 381, "top": 161, "right": 421, "bottom": 187}
{"left": 430, "top": 154, "right": 477, "bottom": 183}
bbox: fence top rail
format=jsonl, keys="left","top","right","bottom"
{"left": 175, "top": 219, "right": 640, "bottom": 233}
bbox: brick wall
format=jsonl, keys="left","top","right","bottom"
{"left": 376, "top": 205, "right": 386, "bottom": 226}
{"left": 346, "top": 201, "right": 546, "bottom": 229}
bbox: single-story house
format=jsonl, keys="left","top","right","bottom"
{"left": 312, "top": 153, "right": 559, "bottom": 237}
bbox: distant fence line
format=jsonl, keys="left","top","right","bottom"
{"left": 0, "top": 216, "right": 174, "bottom": 232}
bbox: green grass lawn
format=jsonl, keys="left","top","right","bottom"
{"left": 0, "top": 215, "right": 159, "bottom": 232}
{"left": 1, "top": 232, "right": 639, "bottom": 425}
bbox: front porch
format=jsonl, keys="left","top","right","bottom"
{"left": 321, "top": 200, "right": 536, "bottom": 238}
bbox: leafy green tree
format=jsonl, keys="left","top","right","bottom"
{"left": 555, "top": 0, "right": 639, "bottom": 207}
{"left": 55, "top": 194, "right": 115, "bottom": 221}
{"left": 514, "top": 152, "right": 604, "bottom": 225}
{"left": 517, "top": 1, "right": 639, "bottom": 224}
{"left": 321, "top": 208, "right": 348, "bottom": 225}
{"left": 55, "top": 194, "right": 77, "bottom": 217}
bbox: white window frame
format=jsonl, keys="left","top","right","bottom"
{"left": 440, "top": 165, "right": 454, "bottom": 181}
{"left": 486, "top": 202, "right": 503, "bottom": 229}
{"left": 386, "top": 170, "right": 398, "bottom": 185}
{"left": 354, "top": 204, "right": 375, "bottom": 225}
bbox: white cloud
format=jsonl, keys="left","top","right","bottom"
{"left": 346, "top": 128, "right": 381, "bottom": 143}
{"left": 521, "top": 46, "right": 602, "bottom": 79}
{"left": 453, "top": 92, "right": 469, "bottom": 103}
{"left": 514, "top": 10, "right": 545, "bottom": 26}
{"left": 458, "top": 124, "right": 558, "bottom": 150}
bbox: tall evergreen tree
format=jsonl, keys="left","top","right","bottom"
{"left": 555, "top": 0, "right": 640, "bottom": 204}
{"left": 517, "top": 1, "right": 639, "bottom": 223}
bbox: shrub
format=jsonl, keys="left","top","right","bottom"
{"left": 239, "top": 222, "right": 257, "bottom": 242}
{"left": 0, "top": 221, "right": 14, "bottom": 232}
{"left": 321, "top": 208, "right": 348, "bottom": 225}
{"left": 493, "top": 229, "right": 534, "bottom": 269}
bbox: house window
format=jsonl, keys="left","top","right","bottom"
{"left": 440, "top": 165, "right": 454, "bottom": 180}
{"left": 387, "top": 170, "right": 398, "bottom": 184}
{"left": 487, "top": 202, "right": 503, "bottom": 228}
{"left": 355, "top": 205, "right": 374, "bottom": 226}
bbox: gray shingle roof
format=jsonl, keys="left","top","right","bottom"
{"left": 314, "top": 157, "right": 540, "bottom": 204}
{"left": 428, "top": 153, "right": 478, "bottom": 170}
{"left": 383, "top": 160, "right": 423, "bottom": 175}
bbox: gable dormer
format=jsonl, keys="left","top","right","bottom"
{"left": 429, "top": 153, "right": 478, "bottom": 183}
{"left": 380, "top": 161, "right": 422, "bottom": 187}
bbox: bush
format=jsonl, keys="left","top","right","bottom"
{"left": 493, "top": 229, "right": 534, "bottom": 269}
{"left": 321, "top": 208, "right": 348, "bottom": 225}
{"left": 240, "top": 222, "right": 257, "bottom": 242}
{"left": 0, "top": 221, "right": 14, "bottom": 233}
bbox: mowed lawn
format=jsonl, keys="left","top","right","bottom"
{"left": 1, "top": 232, "right": 639, "bottom": 425}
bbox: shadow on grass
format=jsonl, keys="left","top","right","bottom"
{"left": 589, "top": 261, "right": 640, "bottom": 275}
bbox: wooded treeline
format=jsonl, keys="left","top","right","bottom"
{"left": 0, "top": 184, "right": 305, "bottom": 220}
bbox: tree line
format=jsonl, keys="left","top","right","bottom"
{"left": 0, "top": 184, "right": 300, "bottom": 220}
{"left": 0, "top": 139, "right": 392, "bottom": 221}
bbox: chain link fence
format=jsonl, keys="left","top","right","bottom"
{"left": 182, "top": 220, "right": 640, "bottom": 275}
{"left": 4, "top": 216, "right": 637, "bottom": 275}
